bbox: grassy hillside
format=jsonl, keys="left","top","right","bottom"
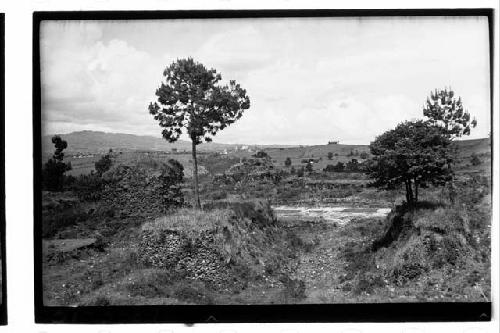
{"left": 40, "top": 133, "right": 491, "bottom": 305}
{"left": 42, "top": 130, "right": 299, "bottom": 155}
{"left": 42, "top": 135, "right": 491, "bottom": 178}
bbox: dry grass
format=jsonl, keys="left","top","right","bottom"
{"left": 142, "top": 208, "right": 231, "bottom": 233}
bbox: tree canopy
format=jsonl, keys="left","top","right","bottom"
{"left": 149, "top": 58, "right": 250, "bottom": 208}
{"left": 43, "top": 135, "right": 72, "bottom": 191}
{"left": 148, "top": 58, "right": 250, "bottom": 145}
{"left": 423, "top": 88, "right": 477, "bottom": 139}
{"left": 367, "top": 120, "right": 452, "bottom": 204}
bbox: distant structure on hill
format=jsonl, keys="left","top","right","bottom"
{"left": 328, "top": 140, "right": 339, "bottom": 145}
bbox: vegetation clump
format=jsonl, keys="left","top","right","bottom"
{"left": 42, "top": 135, "right": 72, "bottom": 191}
{"left": 149, "top": 57, "right": 250, "bottom": 208}
{"left": 138, "top": 200, "right": 300, "bottom": 292}
{"left": 95, "top": 150, "right": 114, "bottom": 176}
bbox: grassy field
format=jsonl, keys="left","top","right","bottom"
{"left": 41, "top": 138, "right": 491, "bottom": 305}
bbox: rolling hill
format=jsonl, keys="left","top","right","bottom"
{"left": 42, "top": 130, "right": 255, "bottom": 155}
{"left": 42, "top": 130, "right": 491, "bottom": 159}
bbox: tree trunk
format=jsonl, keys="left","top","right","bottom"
{"left": 191, "top": 140, "right": 201, "bottom": 209}
{"left": 405, "top": 179, "right": 414, "bottom": 205}
{"left": 404, "top": 181, "right": 410, "bottom": 203}
{"left": 414, "top": 179, "right": 419, "bottom": 202}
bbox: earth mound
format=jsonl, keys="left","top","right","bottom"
{"left": 137, "top": 200, "right": 293, "bottom": 290}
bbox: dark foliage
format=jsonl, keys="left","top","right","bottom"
{"left": 158, "top": 159, "right": 185, "bottom": 209}
{"left": 323, "top": 162, "right": 345, "bottom": 173}
{"left": 345, "top": 159, "right": 360, "bottom": 172}
{"left": 367, "top": 120, "right": 452, "bottom": 204}
{"left": 297, "top": 166, "right": 305, "bottom": 177}
{"left": 423, "top": 88, "right": 477, "bottom": 139}
{"left": 42, "top": 135, "right": 72, "bottom": 191}
{"left": 253, "top": 151, "right": 270, "bottom": 159}
{"left": 95, "top": 152, "right": 113, "bottom": 175}
{"left": 149, "top": 57, "right": 250, "bottom": 208}
{"left": 470, "top": 153, "right": 482, "bottom": 166}
{"left": 72, "top": 172, "right": 107, "bottom": 202}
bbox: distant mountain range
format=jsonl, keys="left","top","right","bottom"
{"left": 42, "top": 130, "right": 297, "bottom": 155}
{"left": 42, "top": 130, "right": 491, "bottom": 156}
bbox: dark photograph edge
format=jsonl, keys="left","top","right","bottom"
{"left": 1, "top": 12, "right": 7, "bottom": 326}
{"left": 32, "top": 8, "right": 494, "bottom": 324}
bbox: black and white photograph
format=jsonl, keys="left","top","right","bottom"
{"left": 33, "top": 10, "right": 493, "bottom": 323}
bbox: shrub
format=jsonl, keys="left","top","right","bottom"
{"left": 158, "top": 159, "right": 185, "bottom": 210}
{"left": 360, "top": 152, "right": 368, "bottom": 159}
{"left": 324, "top": 162, "right": 345, "bottom": 173}
{"left": 253, "top": 151, "right": 270, "bottom": 159}
{"left": 42, "top": 136, "right": 72, "bottom": 191}
{"left": 284, "top": 157, "right": 292, "bottom": 167}
{"left": 305, "top": 163, "right": 313, "bottom": 173}
{"left": 95, "top": 152, "right": 113, "bottom": 175}
{"left": 72, "top": 172, "right": 107, "bottom": 202}
{"left": 297, "top": 166, "right": 305, "bottom": 177}
{"left": 327, "top": 152, "right": 333, "bottom": 160}
{"left": 42, "top": 159, "right": 72, "bottom": 191}
{"left": 345, "top": 159, "right": 359, "bottom": 172}
{"left": 470, "top": 153, "right": 482, "bottom": 166}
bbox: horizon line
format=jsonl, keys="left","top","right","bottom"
{"left": 43, "top": 129, "right": 490, "bottom": 147}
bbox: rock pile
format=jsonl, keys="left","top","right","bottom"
{"left": 138, "top": 229, "right": 238, "bottom": 289}
{"left": 137, "top": 200, "right": 288, "bottom": 290}
{"left": 100, "top": 163, "right": 181, "bottom": 217}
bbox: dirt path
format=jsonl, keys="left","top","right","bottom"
{"left": 287, "top": 222, "right": 346, "bottom": 303}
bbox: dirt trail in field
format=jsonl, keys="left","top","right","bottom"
{"left": 283, "top": 216, "right": 380, "bottom": 303}
{"left": 289, "top": 222, "right": 347, "bottom": 302}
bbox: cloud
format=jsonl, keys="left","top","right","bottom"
{"left": 40, "top": 18, "right": 491, "bottom": 145}
{"left": 41, "top": 22, "right": 164, "bottom": 137}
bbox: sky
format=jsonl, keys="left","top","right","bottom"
{"left": 40, "top": 16, "right": 491, "bottom": 145}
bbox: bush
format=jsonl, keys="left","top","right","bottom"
{"left": 42, "top": 159, "right": 72, "bottom": 191}
{"left": 470, "top": 153, "right": 482, "bottom": 166}
{"left": 327, "top": 152, "right": 333, "bottom": 160}
{"left": 253, "top": 151, "right": 270, "bottom": 159}
{"left": 284, "top": 157, "right": 292, "bottom": 167}
{"left": 360, "top": 152, "right": 368, "bottom": 159}
{"left": 158, "top": 159, "right": 185, "bottom": 209}
{"left": 324, "top": 162, "right": 345, "bottom": 173}
{"left": 42, "top": 135, "right": 72, "bottom": 191}
{"left": 345, "top": 159, "right": 359, "bottom": 172}
{"left": 72, "top": 172, "right": 107, "bottom": 202}
{"left": 95, "top": 153, "right": 113, "bottom": 175}
{"left": 297, "top": 166, "right": 305, "bottom": 177}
